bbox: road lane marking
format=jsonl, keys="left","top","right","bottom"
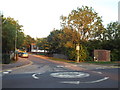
{"left": 97, "top": 72, "right": 102, "bottom": 74}
{"left": 3, "top": 71, "right": 9, "bottom": 74}
{"left": 60, "top": 77, "right": 109, "bottom": 84}
{"left": 32, "top": 74, "right": 39, "bottom": 79}
{"left": 92, "top": 71, "right": 102, "bottom": 74}
{"left": 50, "top": 72, "right": 90, "bottom": 78}
{"left": 96, "top": 67, "right": 105, "bottom": 69}
{"left": 56, "top": 65, "right": 64, "bottom": 68}
{"left": 60, "top": 81, "right": 80, "bottom": 84}
{"left": 79, "top": 77, "right": 109, "bottom": 83}
{"left": 32, "top": 72, "right": 45, "bottom": 79}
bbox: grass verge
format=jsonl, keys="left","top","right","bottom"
{"left": 37, "top": 54, "right": 119, "bottom": 65}
{"left": 85, "top": 61, "right": 119, "bottom": 64}
{"left": 48, "top": 57, "right": 76, "bottom": 63}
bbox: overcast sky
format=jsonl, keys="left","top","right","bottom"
{"left": 0, "top": 0, "right": 119, "bottom": 38}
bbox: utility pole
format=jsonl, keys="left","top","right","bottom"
{"left": 14, "top": 23, "right": 17, "bottom": 60}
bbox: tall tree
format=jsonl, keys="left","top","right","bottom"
{"left": 101, "top": 22, "right": 120, "bottom": 61}
{"left": 105, "top": 22, "right": 120, "bottom": 40}
{"left": 2, "top": 16, "right": 23, "bottom": 53}
{"left": 61, "top": 6, "right": 105, "bottom": 41}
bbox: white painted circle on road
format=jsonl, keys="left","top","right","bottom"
{"left": 50, "top": 72, "right": 90, "bottom": 78}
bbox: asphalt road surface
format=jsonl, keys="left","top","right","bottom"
{"left": 2, "top": 54, "right": 120, "bottom": 89}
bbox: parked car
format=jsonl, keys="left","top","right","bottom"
{"left": 18, "top": 52, "right": 22, "bottom": 57}
{"left": 21, "top": 52, "right": 29, "bottom": 58}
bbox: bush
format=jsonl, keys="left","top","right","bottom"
{"left": 86, "top": 56, "right": 93, "bottom": 61}
{"left": 2, "top": 54, "right": 11, "bottom": 64}
{"left": 66, "top": 48, "right": 77, "bottom": 60}
{"left": 111, "top": 50, "right": 120, "bottom": 61}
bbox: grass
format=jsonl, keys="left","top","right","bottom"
{"left": 36, "top": 53, "right": 46, "bottom": 56}
{"left": 36, "top": 54, "right": 120, "bottom": 65}
{"left": 48, "top": 57, "right": 119, "bottom": 65}
{"left": 85, "top": 61, "right": 119, "bottom": 64}
{"left": 48, "top": 57, "right": 76, "bottom": 63}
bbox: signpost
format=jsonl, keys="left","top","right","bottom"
{"left": 76, "top": 44, "right": 80, "bottom": 63}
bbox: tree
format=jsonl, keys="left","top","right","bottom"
{"left": 22, "top": 35, "right": 35, "bottom": 51}
{"left": 2, "top": 16, "right": 23, "bottom": 53}
{"left": 101, "top": 22, "right": 120, "bottom": 61}
{"left": 36, "top": 38, "right": 49, "bottom": 53}
{"left": 60, "top": 6, "right": 105, "bottom": 61}
{"left": 17, "top": 31, "right": 25, "bottom": 49}
{"left": 61, "top": 6, "right": 105, "bottom": 41}
{"left": 47, "top": 29, "right": 63, "bottom": 53}
{"left": 104, "top": 22, "right": 120, "bottom": 41}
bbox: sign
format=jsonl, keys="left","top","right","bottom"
{"left": 76, "top": 45, "right": 80, "bottom": 50}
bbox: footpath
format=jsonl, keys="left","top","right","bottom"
{"left": 0, "top": 57, "right": 32, "bottom": 72}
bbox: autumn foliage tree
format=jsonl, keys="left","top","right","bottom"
{"left": 61, "top": 6, "right": 105, "bottom": 41}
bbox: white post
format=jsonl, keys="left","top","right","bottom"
{"left": 76, "top": 44, "right": 80, "bottom": 63}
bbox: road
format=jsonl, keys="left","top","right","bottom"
{"left": 1, "top": 54, "right": 120, "bottom": 89}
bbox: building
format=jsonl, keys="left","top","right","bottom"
{"left": 30, "top": 43, "right": 39, "bottom": 53}
{"left": 30, "top": 43, "right": 47, "bottom": 53}
{"left": 94, "top": 50, "right": 110, "bottom": 62}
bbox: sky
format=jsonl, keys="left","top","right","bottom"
{"left": 0, "top": 0, "right": 119, "bottom": 38}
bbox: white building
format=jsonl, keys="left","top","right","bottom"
{"left": 30, "top": 43, "right": 47, "bottom": 53}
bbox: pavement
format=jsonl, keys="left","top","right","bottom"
{"left": 0, "top": 57, "right": 32, "bottom": 72}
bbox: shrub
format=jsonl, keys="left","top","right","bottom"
{"left": 2, "top": 54, "right": 11, "bottom": 64}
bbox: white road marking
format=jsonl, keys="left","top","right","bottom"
{"left": 65, "top": 65, "right": 71, "bottom": 67}
{"left": 32, "top": 74, "right": 39, "bottom": 79}
{"left": 32, "top": 72, "right": 45, "bottom": 79}
{"left": 96, "top": 67, "right": 105, "bottom": 69}
{"left": 60, "top": 77, "right": 109, "bottom": 84}
{"left": 56, "top": 65, "right": 64, "bottom": 68}
{"left": 50, "top": 72, "right": 90, "bottom": 78}
{"left": 3, "top": 71, "right": 9, "bottom": 74}
{"left": 2, "top": 70, "right": 12, "bottom": 74}
{"left": 60, "top": 81, "right": 80, "bottom": 84}
{"left": 79, "top": 77, "right": 109, "bottom": 83}
{"left": 92, "top": 71, "right": 102, "bottom": 74}
{"left": 97, "top": 72, "right": 102, "bottom": 74}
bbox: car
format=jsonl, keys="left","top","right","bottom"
{"left": 18, "top": 52, "right": 22, "bottom": 57}
{"left": 21, "top": 52, "right": 29, "bottom": 58}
